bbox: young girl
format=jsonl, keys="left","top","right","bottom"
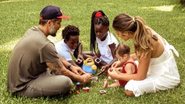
{"left": 109, "top": 13, "right": 180, "bottom": 97}
{"left": 103, "top": 44, "right": 137, "bottom": 88}
{"left": 90, "top": 10, "right": 119, "bottom": 69}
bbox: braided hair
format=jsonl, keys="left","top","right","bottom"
{"left": 90, "top": 10, "right": 109, "bottom": 53}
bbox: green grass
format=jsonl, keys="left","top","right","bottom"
{"left": 0, "top": 0, "right": 185, "bottom": 104}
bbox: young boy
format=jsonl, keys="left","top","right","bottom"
{"left": 55, "top": 25, "right": 84, "bottom": 66}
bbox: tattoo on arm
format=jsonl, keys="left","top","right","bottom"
{"left": 46, "top": 61, "right": 63, "bottom": 75}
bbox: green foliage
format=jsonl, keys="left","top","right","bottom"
{"left": 0, "top": 0, "right": 185, "bottom": 104}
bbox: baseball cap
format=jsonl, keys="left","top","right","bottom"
{"left": 40, "top": 5, "right": 70, "bottom": 20}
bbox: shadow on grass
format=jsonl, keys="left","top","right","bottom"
{"left": 7, "top": 90, "right": 73, "bottom": 103}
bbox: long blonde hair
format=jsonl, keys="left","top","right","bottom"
{"left": 112, "top": 13, "right": 153, "bottom": 52}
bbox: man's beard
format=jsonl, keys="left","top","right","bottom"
{"left": 49, "top": 24, "right": 57, "bottom": 37}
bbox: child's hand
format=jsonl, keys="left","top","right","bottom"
{"left": 107, "top": 68, "right": 119, "bottom": 79}
{"left": 111, "top": 61, "right": 121, "bottom": 68}
{"left": 101, "top": 64, "right": 110, "bottom": 72}
{"left": 114, "top": 67, "right": 122, "bottom": 73}
{"left": 113, "top": 67, "right": 122, "bottom": 71}
{"left": 78, "top": 54, "right": 84, "bottom": 61}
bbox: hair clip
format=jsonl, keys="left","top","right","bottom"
{"left": 95, "top": 11, "right": 103, "bottom": 18}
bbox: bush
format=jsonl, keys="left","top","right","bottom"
{"left": 180, "top": 0, "right": 185, "bottom": 6}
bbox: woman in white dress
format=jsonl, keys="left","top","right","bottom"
{"left": 108, "top": 13, "right": 180, "bottom": 97}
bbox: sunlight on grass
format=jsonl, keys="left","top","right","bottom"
{"left": 48, "top": 27, "right": 64, "bottom": 43}
{"left": 0, "top": 34, "right": 62, "bottom": 52}
{"left": 0, "top": 38, "right": 19, "bottom": 51}
{"left": 0, "top": 0, "right": 34, "bottom": 4}
{"left": 0, "top": 0, "right": 185, "bottom": 104}
{"left": 142, "top": 5, "right": 175, "bottom": 12}
{"left": 0, "top": 27, "right": 64, "bottom": 52}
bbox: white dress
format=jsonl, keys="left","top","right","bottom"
{"left": 96, "top": 31, "right": 119, "bottom": 64}
{"left": 125, "top": 33, "right": 180, "bottom": 97}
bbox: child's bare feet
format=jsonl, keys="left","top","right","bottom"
{"left": 103, "top": 79, "right": 108, "bottom": 88}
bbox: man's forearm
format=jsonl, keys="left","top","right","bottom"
{"left": 47, "top": 61, "right": 83, "bottom": 82}
{"left": 61, "top": 66, "right": 82, "bottom": 82}
{"left": 59, "top": 56, "right": 72, "bottom": 68}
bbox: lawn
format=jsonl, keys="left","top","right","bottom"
{"left": 0, "top": 0, "right": 185, "bottom": 104}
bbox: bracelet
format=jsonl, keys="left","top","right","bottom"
{"left": 67, "top": 64, "right": 72, "bottom": 70}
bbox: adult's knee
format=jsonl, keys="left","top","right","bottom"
{"left": 56, "top": 76, "right": 73, "bottom": 92}
{"left": 61, "top": 76, "right": 73, "bottom": 88}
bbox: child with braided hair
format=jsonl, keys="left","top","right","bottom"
{"left": 90, "top": 10, "right": 119, "bottom": 71}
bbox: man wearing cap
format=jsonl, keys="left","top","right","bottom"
{"left": 7, "top": 5, "right": 92, "bottom": 97}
